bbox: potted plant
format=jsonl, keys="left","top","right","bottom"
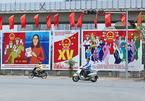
{"left": 66, "top": 59, "right": 75, "bottom": 77}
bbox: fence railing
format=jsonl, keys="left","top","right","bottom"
{"left": 0, "top": 0, "right": 145, "bottom": 12}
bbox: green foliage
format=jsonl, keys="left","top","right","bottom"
{"left": 0, "top": 72, "right": 3, "bottom": 75}
{"left": 134, "top": 14, "right": 145, "bottom": 79}
{"left": 134, "top": 15, "right": 145, "bottom": 39}
{"left": 66, "top": 60, "right": 75, "bottom": 77}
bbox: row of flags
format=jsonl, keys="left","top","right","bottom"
{"left": 0, "top": 11, "right": 142, "bottom": 30}
{"left": 105, "top": 11, "right": 142, "bottom": 27}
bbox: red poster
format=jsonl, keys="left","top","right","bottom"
{"left": 53, "top": 30, "right": 79, "bottom": 70}
{"left": 3, "top": 32, "right": 25, "bottom": 64}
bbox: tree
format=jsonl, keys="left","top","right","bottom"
{"left": 66, "top": 59, "right": 75, "bottom": 77}
{"left": 134, "top": 14, "right": 145, "bottom": 79}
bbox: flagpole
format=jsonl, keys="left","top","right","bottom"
{"left": 125, "top": 10, "right": 128, "bottom": 80}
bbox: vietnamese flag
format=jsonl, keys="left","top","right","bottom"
{"left": 20, "top": 14, "right": 26, "bottom": 28}
{"left": 94, "top": 14, "right": 97, "bottom": 29}
{"left": 121, "top": 14, "right": 126, "bottom": 26}
{"left": 34, "top": 14, "right": 39, "bottom": 29}
{"left": 0, "top": 16, "right": 2, "bottom": 30}
{"left": 137, "top": 11, "right": 142, "bottom": 27}
{"left": 69, "top": 12, "right": 75, "bottom": 27}
{"left": 9, "top": 15, "right": 14, "bottom": 29}
{"left": 54, "top": 13, "right": 59, "bottom": 27}
{"left": 77, "top": 12, "right": 82, "bottom": 28}
{"left": 105, "top": 13, "right": 111, "bottom": 27}
{"left": 46, "top": 14, "right": 51, "bottom": 29}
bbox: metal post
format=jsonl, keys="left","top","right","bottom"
{"left": 75, "top": 0, "right": 76, "bottom": 9}
{"left": 59, "top": 2, "right": 61, "bottom": 10}
{"left": 10, "top": 3, "right": 11, "bottom": 11}
{"left": 96, "top": 0, "right": 98, "bottom": 9}
{"left": 80, "top": 0, "right": 81, "bottom": 9}
{"left": 106, "top": 0, "right": 108, "bottom": 9}
{"left": 85, "top": 0, "right": 87, "bottom": 9}
{"left": 49, "top": 2, "right": 51, "bottom": 10}
{"left": 112, "top": 0, "right": 113, "bottom": 9}
{"left": 125, "top": 10, "right": 128, "bottom": 80}
{"left": 65, "top": 1, "right": 66, "bottom": 9}
{"left": 20, "top": 3, "right": 21, "bottom": 11}
{"left": 124, "top": 0, "right": 126, "bottom": 8}
{"left": 130, "top": 0, "right": 131, "bottom": 8}
{"left": 141, "top": 0, "right": 143, "bottom": 8}
{"left": 101, "top": 1, "right": 103, "bottom": 9}
{"left": 5, "top": 3, "right": 6, "bottom": 11}
{"left": 91, "top": 0, "right": 92, "bottom": 9}
{"left": 117, "top": 0, "right": 119, "bottom": 8}
{"left": 24, "top": 3, "right": 26, "bottom": 11}
{"left": 34, "top": 2, "right": 36, "bottom": 11}
{"left": 29, "top": 3, "right": 31, "bottom": 11}
{"left": 136, "top": 0, "right": 137, "bottom": 8}
{"left": 54, "top": 2, "right": 56, "bottom": 10}
{"left": 15, "top": 0, "right": 16, "bottom": 11}
{"left": 70, "top": 0, "right": 71, "bottom": 10}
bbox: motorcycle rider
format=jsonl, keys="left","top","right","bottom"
{"left": 36, "top": 62, "right": 43, "bottom": 75}
{"left": 81, "top": 58, "right": 91, "bottom": 78}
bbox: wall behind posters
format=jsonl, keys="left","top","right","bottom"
{"left": 82, "top": 30, "right": 142, "bottom": 71}
{"left": 53, "top": 30, "right": 79, "bottom": 70}
{"left": 1, "top": 31, "right": 51, "bottom": 70}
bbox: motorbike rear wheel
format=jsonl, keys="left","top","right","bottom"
{"left": 72, "top": 76, "right": 79, "bottom": 82}
{"left": 91, "top": 76, "right": 98, "bottom": 82}
{"left": 28, "top": 72, "right": 34, "bottom": 79}
{"left": 41, "top": 72, "right": 47, "bottom": 79}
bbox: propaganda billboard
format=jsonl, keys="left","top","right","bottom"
{"left": 1, "top": 31, "right": 51, "bottom": 70}
{"left": 53, "top": 30, "right": 79, "bottom": 70}
{"left": 82, "top": 30, "right": 142, "bottom": 71}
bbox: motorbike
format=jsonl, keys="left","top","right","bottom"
{"left": 28, "top": 67, "right": 47, "bottom": 79}
{"left": 72, "top": 66, "right": 98, "bottom": 82}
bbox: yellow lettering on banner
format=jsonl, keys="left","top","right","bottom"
{"left": 66, "top": 50, "right": 74, "bottom": 60}
{"left": 58, "top": 50, "right": 66, "bottom": 60}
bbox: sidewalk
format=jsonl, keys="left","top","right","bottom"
{"left": 0, "top": 75, "right": 145, "bottom": 81}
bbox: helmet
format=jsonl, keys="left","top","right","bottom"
{"left": 39, "top": 62, "right": 41, "bottom": 64}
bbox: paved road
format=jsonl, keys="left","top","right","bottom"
{"left": 0, "top": 76, "right": 145, "bottom": 101}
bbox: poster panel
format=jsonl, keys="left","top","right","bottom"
{"left": 53, "top": 30, "right": 79, "bottom": 70}
{"left": 82, "top": 30, "right": 142, "bottom": 71}
{"left": 1, "top": 31, "right": 51, "bottom": 70}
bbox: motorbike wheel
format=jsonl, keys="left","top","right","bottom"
{"left": 91, "top": 76, "right": 98, "bottom": 82}
{"left": 41, "top": 72, "right": 47, "bottom": 79}
{"left": 28, "top": 72, "right": 34, "bottom": 79}
{"left": 72, "top": 76, "right": 79, "bottom": 82}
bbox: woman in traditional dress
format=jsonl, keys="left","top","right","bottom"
{"left": 98, "top": 39, "right": 104, "bottom": 62}
{"left": 134, "top": 36, "right": 140, "bottom": 60}
{"left": 129, "top": 38, "right": 136, "bottom": 62}
{"left": 102, "top": 41, "right": 111, "bottom": 64}
{"left": 113, "top": 42, "right": 121, "bottom": 64}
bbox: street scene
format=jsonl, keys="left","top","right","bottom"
{"left": 0, "top": 0, "right": 145, "bottom": 101}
